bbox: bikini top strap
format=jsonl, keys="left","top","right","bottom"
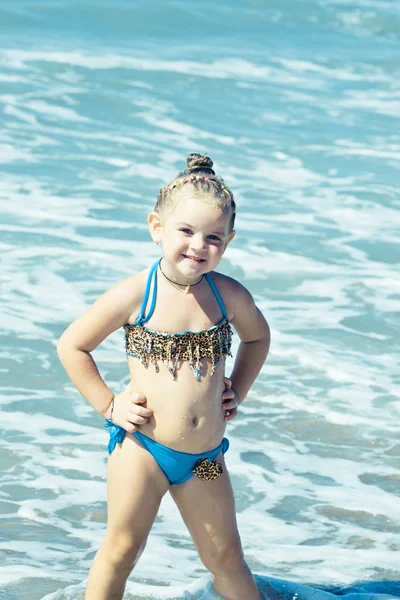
{"left": 205, "top": 273, "right": 227, "bottom": 320}
{"left": 135, "top": 258, "right": 160, "bottom": 325}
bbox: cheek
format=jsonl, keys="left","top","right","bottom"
{"left": 170, "top": 234, "right": 186, "bottom": 251}
{"left": 164, "top": 232, "right": 180, "bottom": 245}
{"left": 210, "top": 244, "right": 224, "bottom": 256}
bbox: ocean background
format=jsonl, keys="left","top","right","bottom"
{"left": 1, "top": 1, "right": 399, "bottom": 599}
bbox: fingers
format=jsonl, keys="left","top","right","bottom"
{"left": 222, "top": 398, "right": 237, "bottom": 411}
{"left": 120, "top": 388, "right": 147, "bottom": 404}
{"left": 222, "top": 390, "right": 238, "bottom": 421}
{"left": 129, "top": 403, "right": 152, "bottom": 417}
{"left": 124, "top": 422, "right": 138, "bottom": 434}
{"left": 222, "top": 378, "right": 238, "bottom": 422}
{"left": 131, "top": 392, "right": 147, "bottom": 404}
{"left": 222, "top": 389, "right": 235, "bottom": 401}
{"left": 130, "top": 402, "right": 152, "bottom": 417}
{"left": 124, "top": 407, "right": 151, "bottom": 429}
{"left": 224, "top": 407, "right": 238, "bottom": 422}
{"left": 127, "top": 393, "right": 152, "bottom": 426}
{"left": 128, "top": 413, "right": 148, "bottom": 425}
{"left": 224, "top": 376, "right": 232, "bottom": 390}
{"left": 111, "top": 389, "right": 152, "bottom": 429}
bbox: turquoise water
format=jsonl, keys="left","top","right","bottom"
{"left": 1, "top": 1, "right": 399, "bottom": 599}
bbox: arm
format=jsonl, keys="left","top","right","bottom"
{"left": 228, "top": 284, "right": 271, "bottom": 407}
{"left": 57, "top": 275, "right": 141, "bottom": 419}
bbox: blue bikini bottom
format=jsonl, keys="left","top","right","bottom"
{"left": 105, "top": 421, "right": 229, "bottom": 486}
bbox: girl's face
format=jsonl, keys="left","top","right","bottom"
{"left": 148, "top": 193, "right": 235, "bottom": 281}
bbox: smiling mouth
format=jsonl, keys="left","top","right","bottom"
{"left": 182, "top": 254, "right": 206, "bottom": 263}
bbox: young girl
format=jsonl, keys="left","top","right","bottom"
{"left": 57, "top": 153, "right": 270, "bottom": 600}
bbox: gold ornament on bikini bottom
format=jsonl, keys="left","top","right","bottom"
{"left": 192, "top": 458, "right": 224, "bottom": 481}
{"left": 124, "top": 319, "right": 232, "bottom": 380}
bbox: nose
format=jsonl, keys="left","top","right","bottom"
{"left": 190, "top": 233, "right": 206, "bottom": 252}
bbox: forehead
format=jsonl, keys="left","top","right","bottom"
{"left": 166, "top": 194, "right": 230, "bottom": 230}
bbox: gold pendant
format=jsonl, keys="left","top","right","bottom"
{"left": 184, "top": 284, "right": 190, "bottom": 294}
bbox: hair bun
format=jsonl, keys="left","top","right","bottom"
{"left": 185, "top": 153, "right": 215, "bottom": 175}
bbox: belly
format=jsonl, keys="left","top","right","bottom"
{"left": 127, "top": 356, "right": 227, "bottom": 452}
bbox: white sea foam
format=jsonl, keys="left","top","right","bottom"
{"left": 0, "top": 142, "right": 36, "bottom": 163}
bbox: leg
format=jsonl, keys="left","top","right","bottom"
{"left": 170, "top": 455, "right": 261, "bottom": 600}
{"left": 85, "top": 434, "right": 169, "bottom": 600}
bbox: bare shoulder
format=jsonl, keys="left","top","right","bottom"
{"left": 209, "top": 271, "right": 254, "bottom": 320}
{"left": 100, "top": 267, "right": 156, "bottom": 323}
{"left": 58, "top": 267, "right": 150, "bottom": 353}
{"left": 102, "top": 266, "right": 151, "bottom": 323}
{"left": 210, "top": 271, "right": 269, "bottom": 343}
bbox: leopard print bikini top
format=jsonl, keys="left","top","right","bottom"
{"left": 124, "top": 259, "right": 232, "bottom": 380}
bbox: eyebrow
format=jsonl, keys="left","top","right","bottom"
{"left": 176, "top": 222, "right": 226, "bottom": 236}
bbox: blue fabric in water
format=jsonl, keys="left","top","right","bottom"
{"left": 105, "top": 421, "right": 229, "bottom": 485}
{"left": 252, "top": 576, "right": 400, "bottom": 600}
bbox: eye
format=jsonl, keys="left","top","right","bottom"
{"left": 179, "top": 228, "right": 192, "bottom": 235}
{"left": 208, "top": 234, "right": 221, "bottom": 241}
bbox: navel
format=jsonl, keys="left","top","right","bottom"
{"left": 191, "top": 416, "right": 199, "bottom": 428}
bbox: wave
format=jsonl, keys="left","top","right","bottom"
{"left": 39, "top": 574, "right": 400, "bottom": 600}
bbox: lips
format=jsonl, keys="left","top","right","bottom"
{"left": 182, "top": 254, "right": 205, "bottom": 263}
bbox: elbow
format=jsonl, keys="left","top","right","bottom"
{"left": 57, "top": 331, "right": 89, "bottom": 364}
{"left": 255, "top": 308, "right": 271, "bottom": 352}
{"left": 265, "top": 329, "right": 271, "bottom": 359}
{"left": 57, "top": 330, "right": 76, "bottom": 363}
{"left": 264, "top": 321, "right": 271, "bottom": 351}
{"left": 56, "top": 333, "right": 68, "bottom": 363}
{"left": 259, "top": 320, "right": 271, "bottom": 359}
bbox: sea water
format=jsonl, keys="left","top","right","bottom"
{"left": 0, "top": 1, "right": 399, "bottom": 599}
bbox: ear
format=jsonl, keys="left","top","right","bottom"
{"left": 223, "top": 230, "right": 235, "bottom": 251}
{"left": 148, "top": 211, "right": 163, "bottom": 244}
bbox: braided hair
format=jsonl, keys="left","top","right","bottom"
{"left": 155, "top": 153, "right": 236, "bottom": 232}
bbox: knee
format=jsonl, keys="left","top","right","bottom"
{"left": 102, "top": 530, "right": 146, "bottom": 572}
{"left": 200, "top": 539, "right": 245, "bottom": 575}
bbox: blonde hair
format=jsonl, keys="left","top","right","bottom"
{"left": 155, "top": 153, "right": 236, "bottom": 232}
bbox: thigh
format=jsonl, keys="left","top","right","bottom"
{"left": 169, "top": 454, "right": 242, "bottom": 562}
{"left": 106, "top": 433, "right": 170, "bottom": 542}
